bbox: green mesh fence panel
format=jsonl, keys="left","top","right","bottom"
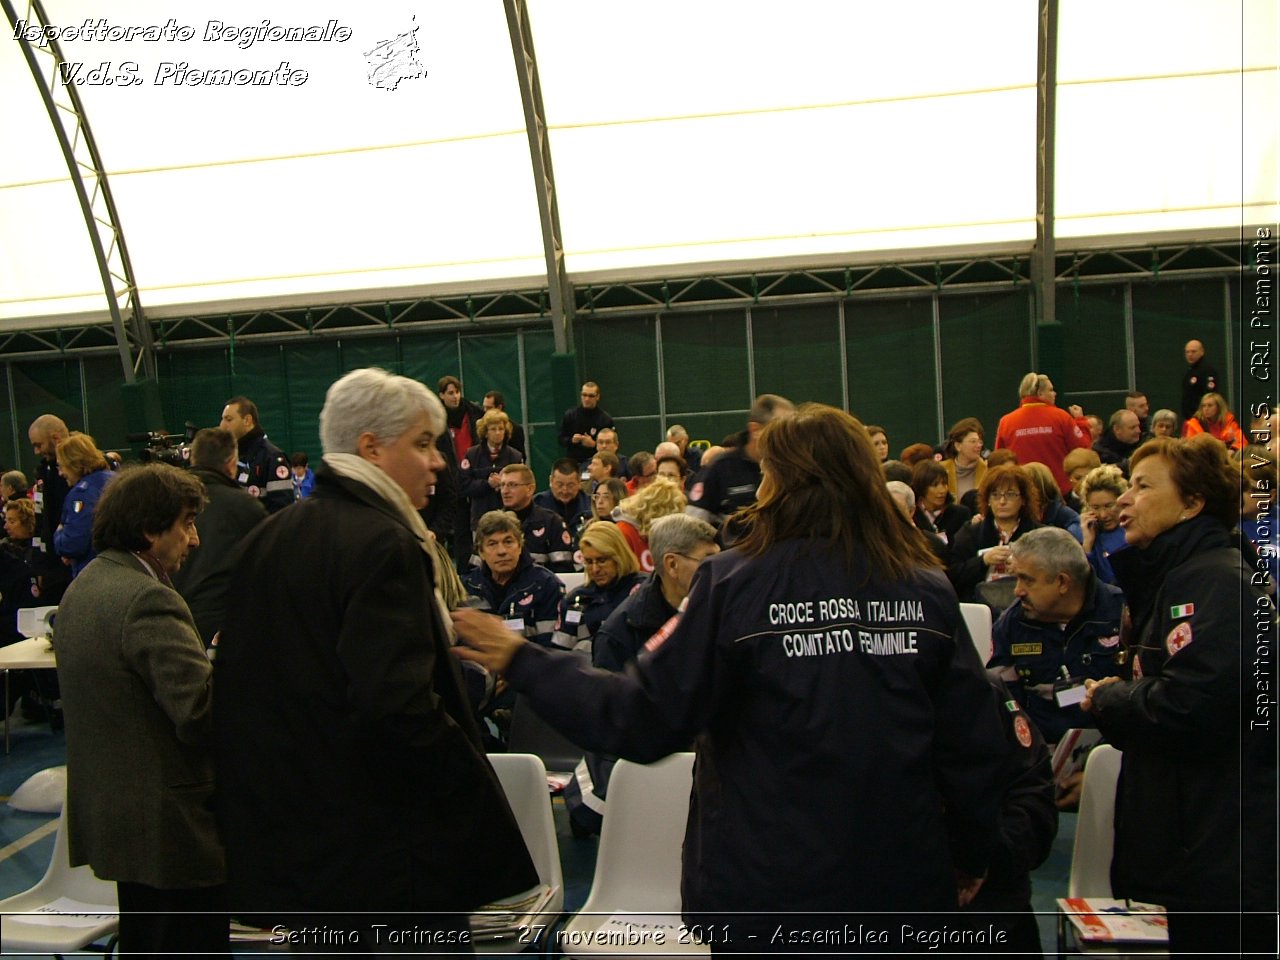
{"left": 1133, "top": 279, "right": 1233, "bottom": 418}
{"left": 845, "top": 298, "right": 937, "bottom": 451}
{"left": 939, "top": 291, "right": 1033, "bottom": 443}
{"left": 9, "top": 359, "right": 84, "bottom": 477}
{"left": 751, "top": 304, "right": 844, "bottom": 408}
{"left": 158, "top": 349, "right": 232, "bottom": 441}
{"left": 339, "top": 338, "right": 404, "bottom": 374}
{"left": 282, "top": 341, "right": 341, "bottom": 460}
{"left": 1056, "top": 283, "right": 1129, "bottom": 420}
{"left": 229, "top": 345, "right": 292, "bottom": 453}
{"left": 402, "top": 331, "right": 467, "bottom": 394}
{"left": 663, "top": 312, "right": 749, "bottom": 417}
{"left": 82, "top": 356, "right": 134, "bottom": 452}
{"left": 576, "top": 315, "right": 661, "bottom": 419}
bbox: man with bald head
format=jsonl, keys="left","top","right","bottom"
{"left": 1093, "top": 409, "right": 1142, "bottom": 472}
{"left": 27, "top": 414, "right": 72, "bottom": 603}
{"left": 1180, "top": 339, "right": 1220, "bottom": 421}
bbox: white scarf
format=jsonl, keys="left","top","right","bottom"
{"left": 322, "top": 453, "right": 460, "bottom": 643}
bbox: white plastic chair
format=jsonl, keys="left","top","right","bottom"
{"left": 959, "top": 601, "right": 993, "bottom": 664}
{"left": 0, "top": 805, "right": 119, "bottom": 955}
{"left": 471, "top": 753, "right": 564, "bottom": 953}
{"left": 557, "top": 571, "right": 586, "bottom": 592}
{"left": 561, "top": 752, "right": 706, "bottom": 957}
{"left": 1068, "top": 744, "right": 1124, "bottom": 898}
{"left": 1056, "top": 745, "right": 1167, "bottom": 955}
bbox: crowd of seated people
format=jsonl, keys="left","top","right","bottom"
{"left": 1, "top": 355, "right": 1275, "bottom": 955}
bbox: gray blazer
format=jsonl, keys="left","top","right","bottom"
{"left": 57, "top": 548, "right": 224, "bottom": 888}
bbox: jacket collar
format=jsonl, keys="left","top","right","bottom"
{"left": 1110, "top": 515, "right": 1230, "bottom": 617}
{"left": 191, "top": 466, "right": 240, "bottom": 490}
{"left": 312, "top": 463, "right": 421, "bottom": 540}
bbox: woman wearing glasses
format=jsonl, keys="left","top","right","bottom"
{"left": 1083, "top": 435, "right": 1275, "bottom": 954}
{"left": 551, "top": 522, "right": 643, "bottom": 653}
{"left": 1079, "top": 464, "right": 1129, "bottom": 584}
{"left": 947, "top": 465, "right": 1042, "bottom": 606}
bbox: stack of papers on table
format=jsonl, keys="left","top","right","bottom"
{"left": 469, "top": 884, "right": 557, "bottom": 942}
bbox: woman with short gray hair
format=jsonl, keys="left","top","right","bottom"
{"left": 214, "top": 368, "right": 537, "bottom": 940}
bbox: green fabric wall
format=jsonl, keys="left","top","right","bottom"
{"left": 0, "top": 277, "right": 1248, "bottom": 485}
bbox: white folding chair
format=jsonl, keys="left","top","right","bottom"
{"left": 959, "top": 601, "right": 993, "bottom": 664}
{"left": 1056, "top": 745, "right": 1166, "bottom": 955}
{"left": 1068, "top": 744, "right": 1123, "bottom": 899}
{"left": 557, "top": 571, "right": 586, "bottom": 592}
{"left": 0, "top": 805, "right": 119, "bottom": 955}
{"left": 471, "top": 753, "right": 564, "bottom": 953}
{"left": 561, "top": 752, "right": 706, "bottom": 957}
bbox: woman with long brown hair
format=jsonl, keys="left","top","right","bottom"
{"left": 452, "top": 403, "right": 1005, "bottom": 945}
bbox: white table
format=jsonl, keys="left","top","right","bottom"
{"left": 0, "top": 636, "right": 57, "bottom": 753}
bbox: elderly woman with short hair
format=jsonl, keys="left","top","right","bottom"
{"left": 214, "top": 368, "right": 537, "bottom": 943}
{"left": 1149, "top": 408, "right": 1179, "bottom": 439}
{"left": 1083, "top": 435, "right": 1276, "bottom": 954}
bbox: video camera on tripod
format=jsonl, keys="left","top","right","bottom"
{"left": 127, "top": 421, "right": 198, "bottom": 467}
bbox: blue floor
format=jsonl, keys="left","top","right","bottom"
{"left": 1, "top": 722, "right": 1073, "bottom": 956}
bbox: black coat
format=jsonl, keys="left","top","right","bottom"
{"left": 214, "top": 466, "right": 537, "bottom": 918}
{"left": 171, "top": 468, "right": 266, "bottom": 645}
{"left": 460, "top": 442, "right": 524, "bottom": 528}
{"left": 947, "top": 516, "right": 1041, "bottom": 602}
{"left": 506, "top": 539, "right": 1006, "bottom": 919}
{"left": 1092, "top": 517, "right": 1276, "bottom": 912}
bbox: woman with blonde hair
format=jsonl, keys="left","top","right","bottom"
{"left": 1182, "top": 391, "right": 1244, "bottom": 450}
{"left": 1062, "top": 447, "right": 1102, "bottom": 513}
{"left": 460, "top": 408, "right": 524, "bottom": 528}
{"left": 54, "top": 431, "right": 114, "bottom": 579}
{"left": 612, "top": 476, "right": 687, "bottom": 572}
{"left": 1080, "top": 464, "right": 1129, "bottom": 584}
{"left": 551, "top": 521, "right": 643, "bottom": 652}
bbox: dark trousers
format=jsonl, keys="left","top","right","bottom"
{"left": 116, "top": 880, "right": 228, "bottom": 956}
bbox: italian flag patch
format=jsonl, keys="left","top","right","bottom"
{"left": 1170, "top": 603, "right": 1196, "bottom": 619}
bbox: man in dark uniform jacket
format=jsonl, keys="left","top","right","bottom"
{"left": 497, "top": 464, "right": 573, "bottom": 571}
{"left": 686, "top": 393, "right": 794, "bottom": 544}
{"left": 558, "top": 381, "right": 613, "bottom": 464}
{"left": 26, "top": 414, "right": 71, "bottom": 604}
{"left": 1179, "top": 339, "right": 1220, "bottom": 421}
{"left": 533, "top": 458, "right": 592, "bottom": 553}
{"left": 989, "top": 527, "right": 1124, "bottom": 745}
{"left": 171, "top": 428, "right": 267, "bottom": 645}
{"left": 220, "top": 397, "right": 295, "bottom": 513}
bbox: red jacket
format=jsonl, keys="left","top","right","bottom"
{"left": 994, "top": 397, "right": 1091, "bottom": 492}
{"left": 1182, "top": 412, "right": 1244, "bottom": 451}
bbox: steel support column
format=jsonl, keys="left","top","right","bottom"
{"left": 3, "top": 0, "right": 155, "bottom": 383}
{"left": 503, "top": 0, "right": 575, "bottom": 355}
{"left": 1031, "top": 0, "right": 1059, "bottom": 329}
